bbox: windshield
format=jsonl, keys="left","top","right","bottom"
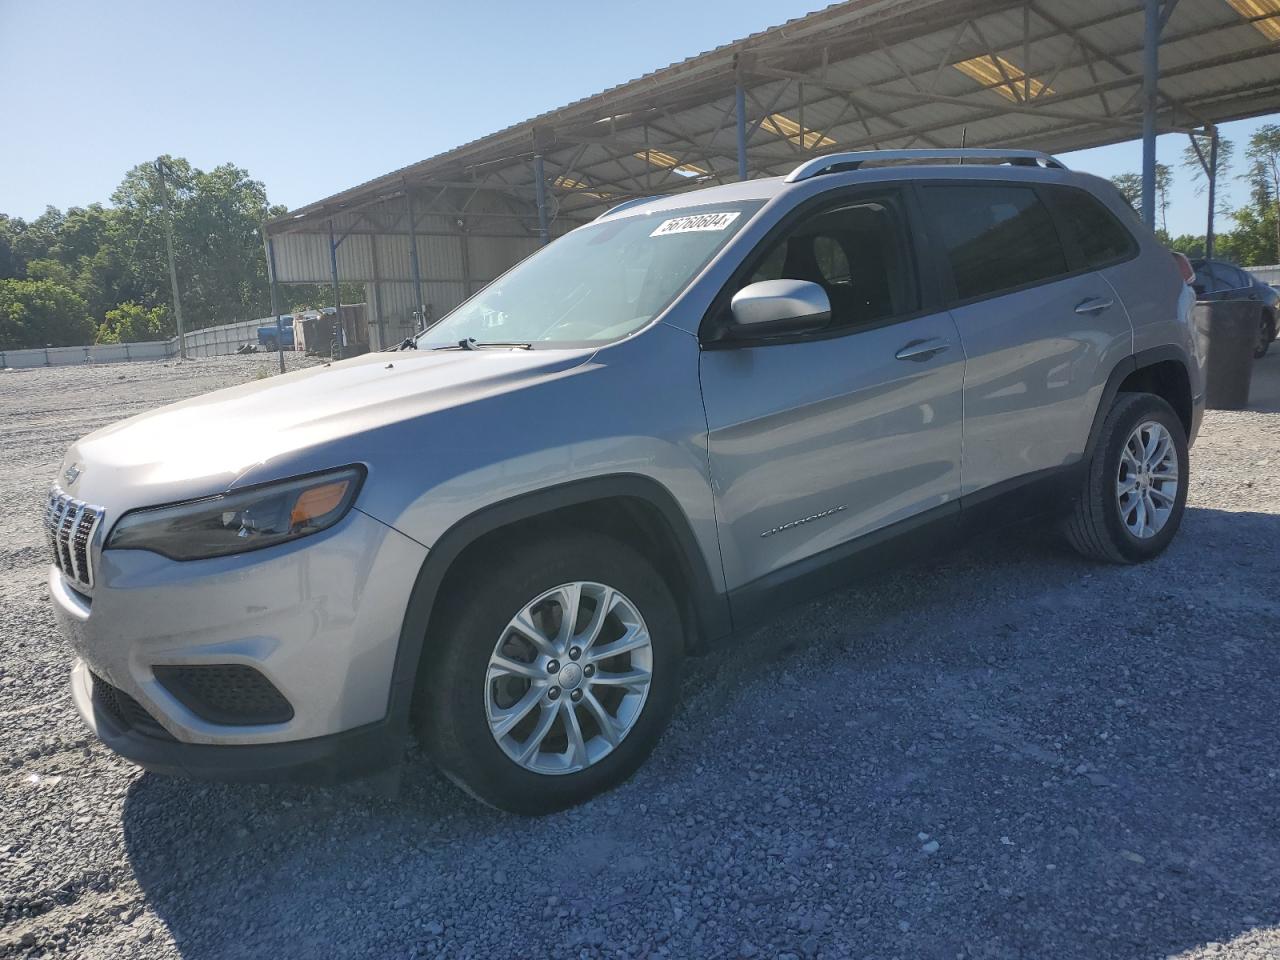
{"left": 416, "top": 202, "right": 762, "bottom": 347}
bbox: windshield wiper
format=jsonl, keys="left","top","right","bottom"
{"left": 432, "top": 338, "right": 533, "bottom": 351}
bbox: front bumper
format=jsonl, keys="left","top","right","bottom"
{"left": 52, "top": 507, "right": 428, "bottom": 779}
{"left": 70, "top": 659, "right": 400, "bottom": 783}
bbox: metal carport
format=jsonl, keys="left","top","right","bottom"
{"left": 262, "top": 0, "right": 1280, "bottom": 350}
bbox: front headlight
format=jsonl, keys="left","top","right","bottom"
{"left": 105, "top": 466, "right": 365, "bottom": 561}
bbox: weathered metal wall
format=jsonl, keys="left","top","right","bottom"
{"left": 270, "top": 185, "right": 577, "bottom": 330}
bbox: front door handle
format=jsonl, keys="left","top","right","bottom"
{"left": 895, "top": 338, "right": 950, "bottom": 362}
{"left": 1074, "top": 296, "right": 1115, "bottom": 315}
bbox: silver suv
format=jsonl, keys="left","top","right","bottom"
{"left": 48, "top": 149, "right": 1204, "bottom": 813}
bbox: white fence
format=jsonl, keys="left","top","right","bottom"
{"left": 1, "top": 315, "right": 292, "bottom": 370}
{"left": 0, "top": 340, "right": 175, "bottom": 369}
{"left": 182, "top": 318, "right": 275, "bottom": 358}
{"left": 1246, "top": 264, "right": 1280, "bottom": 285}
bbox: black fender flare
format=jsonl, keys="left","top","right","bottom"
{"left": 381, "top": 474, "right": 732, "bottom": 735}
{"left": 1083, "top": 344, "right": 1194, "bottom": 462}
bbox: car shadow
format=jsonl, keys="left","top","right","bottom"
{"left": 122, "top": 505, "right": 1280, "bottom": 959}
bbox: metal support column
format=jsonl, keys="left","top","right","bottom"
{"left": 369, "top": 234, "right": 387, "bottom": 350}
{"left": 735, "top": 81, "right": 749, "bottom": 181}
{"left": 533, "top": 154, "right": 550, "bottom": 246}
{"left": 406, "top": 190, "right": 425, "bottom": 331}
{"left": 266, "top": 235, "right": 286, "bottom": 374}
{"left": 1141, "top": 0, "right": 1160, "bottom": 228}
{"left": 1205, "top": 128, "right": 1219, "bottom": 261}
{"left": 328, "top": 218, "right": 343, "bottom": 360}
{"left": 459, "top": 218, "right": 473, "bottom": 298}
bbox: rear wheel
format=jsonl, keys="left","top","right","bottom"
{"left": 1062, "top": 392, "right": 1189, "bottom": 564}
{"left": 419, "top": 531, "right": 683, "bottom": 814}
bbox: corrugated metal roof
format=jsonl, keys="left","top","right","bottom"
{"left": 266, "top": 0, "right": 1279, "bottom": 240}
{"left": 266, "top": 0, "right": 1280, "bottom": 317}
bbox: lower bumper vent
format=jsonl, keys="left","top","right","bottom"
{"left": 154, "top": 664, "right": 294, "bottom": 726}
{"left": 91, "top": 673, "right": 176, "bottom": 741}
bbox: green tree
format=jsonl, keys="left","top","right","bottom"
{"left": 1181, "top": 135, "right": 1233, "bottom": 204}
{"left": 1155, "top": 163, "right": 1173, "bottom": 233}
{"left": 1165, "top": 233, "right": 1205, "bottom": 258}
{"left": 1, "top": 155, "right": 303, "bottom": 344}
{"left": 1110, "top": 166, "right": 1172, "bottom": 230}
{"left": 1243, "top": 125, "right": 1280, "bottom": 266}
{"left": 0, "top": 215, "right": 20, "bottom": 279}
{"left": 1217, "top": 204, "right": 1278, "bottom": 267}
{"left": 0, "top": 279, "right": 94, "bottom": 349}
{"left": 1111, "top": 172, "right": 1142, "bottom": 209}
{"left": 24, "top": 258, "right": 76, "bottom": 286}
{"left": 95, "top": 302, "right": 173, "bottom": 344}
{"left": 110, "top": 157, "right": 278, "bottom": 328}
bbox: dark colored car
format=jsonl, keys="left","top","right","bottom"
{"left": 1190, "top": 259, "right": 1279, "bottom": 358}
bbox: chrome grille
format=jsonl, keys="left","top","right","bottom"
{"left": 44, "top": 488, "right": 103, "bottom": 588}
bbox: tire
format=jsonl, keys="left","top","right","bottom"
{"left": 262, "top": 338, "right": 278, "bottom": 352}
{"left": 419, "top": 530, "right": 683, "bottom": 814}
{"left": 1255, "top": 313, "right": 1275, "bottom": 359}
{"left": 1062, "top": 392, "right": 1189, "bottom": 564}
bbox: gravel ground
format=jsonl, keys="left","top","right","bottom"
{"left": 2, "top": 352, "right": 1279, "bottom": 960}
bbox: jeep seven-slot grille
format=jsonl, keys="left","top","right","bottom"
{"left": 44, "top": 488, "right": 103, "bottom": 589}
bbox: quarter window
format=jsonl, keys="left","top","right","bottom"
{"left": 1051, "top": 187, "right": 1138, "bottom": 267}
{"left": 924, "top": 185, "right": 1069, "bottom": 301}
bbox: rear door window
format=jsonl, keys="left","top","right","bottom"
{"left": 1209, "top": 262, "right": 1245, "bottom": 292}
{"left": 1222, "top": 264, "right": 1251, "bottom": 290}
{"left": 923, "top": 184, "right": 1069, "bottom": 302}
{"left": 1049, "top": 186, "right": 1138, "bottom": 268}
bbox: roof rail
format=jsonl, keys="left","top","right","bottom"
{"left": 784, "top": 149, "right": 1067, "bottom": 183}
{"left": 597, "top": 195, "right": 663, "bottom": 219}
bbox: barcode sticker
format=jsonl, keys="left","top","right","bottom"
{"left": 650, "top": 212, "right": 741, "bottom": 237}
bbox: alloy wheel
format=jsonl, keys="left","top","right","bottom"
{"left": 1116, "top": 420, "right": 1179, "bottom": 539}
{"left": 484, "top": 581, "right": 653, "bottom": 776}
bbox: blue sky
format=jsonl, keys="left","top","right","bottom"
{"left": 0, "top": 0, "right": 1273, "bottom": 237}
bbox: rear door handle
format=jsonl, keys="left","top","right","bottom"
{"left": 895, "top": 338, "right": 950, "bottom": 362}
{"left": 1074, "top": 296, "right": 1115, "bottom": 315}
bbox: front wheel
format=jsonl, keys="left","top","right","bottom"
{"left": 419, "top": 531, "right": 683, "bottom": 814}
{"left": 1062, "top": 392, "right": 1189, "bottom": 564}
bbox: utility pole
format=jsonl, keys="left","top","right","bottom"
{"left": 155, "top": 158, "right": 187, "bottom": 359}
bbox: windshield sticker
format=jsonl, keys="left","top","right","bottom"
{"left": 650, "top": 212, "right": 741, "bottom": 237}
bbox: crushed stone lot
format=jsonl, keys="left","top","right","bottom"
{"left": 2, "top": 352, "right": 1280, "bottom": 960}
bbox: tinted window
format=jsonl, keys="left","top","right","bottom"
{"left": 1201, "top": 261, "right": 1246, "bottom": 293}
{"left": 747, "top": 195, "right": 917, "bottom": 329}
{"left": 1220, "top": 264, "right": 1250, "bottom": 290}
{"left": 1051, "top": 187, "right": 1137, "bottom": 267}
{"left": 925, "top": 185, "right": 1068, "bottom": 301}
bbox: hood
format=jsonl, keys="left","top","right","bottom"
{"left": 57, "top": 347, "right": 595, "bottom": 512}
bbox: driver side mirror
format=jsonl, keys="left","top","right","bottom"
{"left": 727, "top": 279, "right": 831, "bottom": 339}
